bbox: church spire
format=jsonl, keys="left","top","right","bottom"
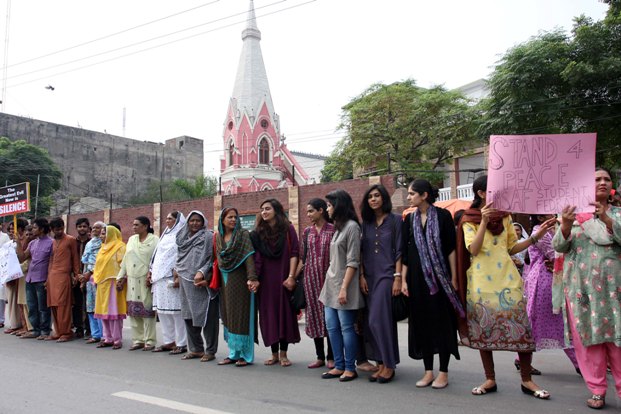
{"left": 242, "top": 0, "right": 261, "bottom": 41}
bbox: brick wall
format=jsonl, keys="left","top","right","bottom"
{"left": 60, "top": 176, "right": 397, "bottom": 241}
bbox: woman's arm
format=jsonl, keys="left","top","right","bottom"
{"left": 509, "top": 218, "right": 556, "bottom": 255}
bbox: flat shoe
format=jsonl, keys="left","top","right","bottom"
{"left": 218, "top": 358, "right": 238, "bottom": 366}
{"left": 152, "top": 345, "right": 175, "bottom": 353}
{"left": 416, "top": 378, "right": 435, "bottom": 388}
{"left": 431, "top": 380, "right": 449, "bottom": 389}
{"left": 129, "top": 343, "right": 145, "bottom": 351}
{"left": 235, "top": 360, "right": 250, "bottom": 367}
{"left": 378, "top": 371, "right": 395, "bottom": 384}
{"left": 96, "top": 341, "right": 113, "bottom": 348}
{"left": 181, "top": 352, "right": 204, "bottom": 360}
{"left": 169, "top": 346, "right": 187, "bottom": 355}
{"left": 472, "top": 384, "right": 498, "bottom": 395}
{"left": 307, "top": 360, "right": 325, "bottom": 369}
{"left": 142, "top": 345, "right": 155, "bottom": 352}
{"left": 586, "top": 394, "right": 605, "bottom": 409}
{"left": 85, "top": 338, "right": 100, "bottom": 344}
{"left": 200, "top": 354, "right": 215, "bottom": 362}
{"left": 264, "top": 357, "right": 280, "bottom": 366}
{"left": 280, "top": 357, "right": 292, "bottom": 367}
{"left": 521, "top": 384, "right": 549, "bottom": 400}
{"left": 339, "top": 372, "right": 358, "bottom": 382}
{"left": 112, "top": 343, "right": 123, "bottom": 350}
{"left": 321, "top": 371, "right": 343, "bottom": 379}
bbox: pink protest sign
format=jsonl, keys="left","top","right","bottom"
{"left": 487, "top": 133, "right": 596, "bottom": 214}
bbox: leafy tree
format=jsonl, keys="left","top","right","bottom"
{"left": 129, "top": 174, "right": 218, "bottom": 205}
{"left": 327, "top": 79, "right": 478, "bottom": 182}
{"left": 479, "top": 1, "right": 621, "bottom": 168}
{"left": 171, "top": 174, "right": 218, "bottom": 199}
{"left": 320, "top": 137, "right": 353, "bottom": 182}
{"left": 0, "top": 137, "right": 62, "bottom": 217}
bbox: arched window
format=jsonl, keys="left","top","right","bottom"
{"left": 259, "top": 138, "right": 270, "bottom": 165}
{"left": 228, "top": 141, "right": 235, "bottom": 166}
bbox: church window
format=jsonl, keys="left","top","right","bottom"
{"left": 228, "top": 142, "right": 235, "bottom": 166}
{"left": 260, "top": 119, "right": 269, "bottom": 129}
{"left": 259, "top": 138, "right": 270, "bottom": 164}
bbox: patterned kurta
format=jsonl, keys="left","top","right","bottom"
{"left": 300, "top": 223, "right": 335, "bottom": 339}
{"left": 552, "top": 207, "right": 621, "bottom": 347}
{"left": 117, "top": 233, "right": 158, "bottom": 318}
{"left": 524, "top": 225, "right": 566, "bottom": 350}
{"left": 462, "top": 216, "right": 534, "bottom": 351}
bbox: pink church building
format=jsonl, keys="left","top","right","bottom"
{"left": 220, "top": 1, "right": 310, "bottom": 195}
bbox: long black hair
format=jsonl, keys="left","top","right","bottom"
{"left": 360, "top": 184, "right": 392, "bottom": 223}
{"left": 326, "top": 189, "right": 358, "bottom": 231}
{"left": 408, "top": 179, "right": 439, "bottom": 204}
{"left": 308, "top": 198, "right": 330, "bottom": 223}
{"left": 255, "top": 198, "right": 289, "bottom": 243}
{"left": 470, "top": 175, "right": 488, "bottom": 209}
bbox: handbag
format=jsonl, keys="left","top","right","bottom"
{"left": 392, "top": 294, "right": 408, "bottom": 322}
{"left": 209, "top": 233, "right": 221, "bottom": 290}
{"left": 290, "top": 276, "right": 306, "bottom": 312}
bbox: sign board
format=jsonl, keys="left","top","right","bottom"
{"left": 0, "top": 182, "right": 30, "bottom": 217}
{"left": 238, "top": 214, "right": 257, "bottom": 230}
{"left": 487, "top": 133, "right": 596, "bottom": 214}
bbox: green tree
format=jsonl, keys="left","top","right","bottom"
{"left": 479, "top": 1, "right": 621, "bottom": 168}
{"left": 320, "top": 137, "right": 353, "bottom": 182}
{"left": 327, "top": 79, "right": 478, "bottom": 181}
{"left": 171, "top": 174, "right": 218, "bottom": 199}
{"left": 129, "top": 174, "right": 218, "bottom": 205}
{"left": 0, "top": 137, "right": 62, "bottom": 217}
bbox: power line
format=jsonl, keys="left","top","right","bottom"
{"left": 6, "top": 0, "right": 221, "bottom": 69}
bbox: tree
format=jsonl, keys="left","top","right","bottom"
{"left": 326, "top": 79, "right": 478, "bottom": 182}
{"left": 171, "top": 174, "right": 218, "bottom": 199}
{"left": 320, "top": 137, "right": 353, "bottom": 182}
{"left": 478, "top": 1, "right": 621, "bottom": 169}
{"left": 0, "top": 137, "right": 62, "bottom": 217}
{"left": 129, "top": 174, "right": 218, "bottom": 205}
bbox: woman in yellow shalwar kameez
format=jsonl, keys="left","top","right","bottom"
{"left": 93, "top": 226, "right": 127, "bottom": 349}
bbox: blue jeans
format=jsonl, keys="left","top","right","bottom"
{"left": 88, "top": 313, "right": 103, "bottom": 340}
{"left": 25, "top": 281, "right": 51, "bottom": 336}
{"left": 324, "top": 307, "right": 358, "bottom": 372}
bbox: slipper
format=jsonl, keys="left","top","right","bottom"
{"left": 416, "top": 377, "right": 435, "bottom": 388}
{"left": 235, "top": 360, "right": 250, "bottom": 367}
{"left": 521, "top": 384, "right": 549, "bottom": 400}
{"left": 308, "top": 360, "right": 326, "bottom": 369}
{"left": 200, "top": 354, "right": 216, "bottom": 362}
{"left": 19, "top": 332, "right": 38, "bottom": 339}
{"left": 4, "top": 328, "right": 18, "bottom": 334}
{"left": 356, "top": 362, "right": 378, "bottom": 372}
{"left": 169, "top": 346, "right": 187, "bottom": 355}
{"left": 327, "top": 360, "right": 335, "bottom": 369}
{"left": 264, "top": 357, "right": 280, "bottom": 366}
{"left": 181, "top": 352, "right": 204, "bottom": 360}
{"left": 152, "top": 345, "right": 175, "bottom": 353}
{"left": 97, "top": 341, "right": 113, "bottom": 348}
{"left": 472, "top": 384, "right": 498, "bottom": 395}
{"left": 321, "top": 371, "right": 344, "bottom": 379}
{"left": 280, "top": 357, "right": 292, "bottom": 367}
{"left": 44, "top": 336, "right": 61, "bottom": 341}
{"left": 142, "top": 345, "right": 155, "bottom": 352}
{"left": 431, "top": 380, "right": 449, "bottom": 389}
{"left": 85, "top": 338, "right": 101, "bottom": 344}
{"left": 218, "top": 358, "right": 238, "bottom": 366}
{"left": 112, "top": 343, "right": 123, "bottom": 350}
{"left": 56, "top": 337, "right": 71, "bottom": 343}
{"left": 129, "top": 343, "right": 145, "bottom": 351}
{"left": 586, "top": 394, "right": 605, "bottom": 409}
{"left": 339, "top": 372, "right": 358, "bottom": 382}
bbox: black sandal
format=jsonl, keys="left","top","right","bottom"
{"left": 169, "top": 346, "right": 187, "bottom": 355}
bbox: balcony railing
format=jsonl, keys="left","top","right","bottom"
{"left": 438, "top": 183, "right": 474, "bottom": 201}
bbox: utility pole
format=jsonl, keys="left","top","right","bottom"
{"left": 34, "top": 174, "right": 40, "bottom": 218}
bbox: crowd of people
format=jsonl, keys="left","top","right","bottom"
{"left": 0, "top": 169, "right": 619, "bottom": 410}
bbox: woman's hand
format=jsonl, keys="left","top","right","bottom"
{"left": 247, "top": 280, "right": 259, "bottom": 293}
{"left": 172, "top": 276, "right": 180, "bottom": 288}
{"left": 338, "top": 287, "right": 348, "bottom": 305}
{"left": 282, "top": 276, "right": 296, "bottom": 291}
{"left": 534, "top": 217, "right": 557, "bottom": 240}
{"left": 392, "top": 277, "right": 402, "bottom": 296}
{"left": 401, "top": 280, "right": 409, "bottom": 297}
{"left": 359, "top": 275, "right": 368, "bottom": 295}
{"left": 116, "top": 278, "right": 125, "bottom": 291}
{"left": 194, "top": 272, "right": 207, "bottom": 287}
{"left": 560, "top": 205, "right": 576, "bottom": 238}
{"left": 480, "top": 202, "right": 496, "bottom": 224}
{"left": 146, "top": 271, "right": 152, "bottom": 287}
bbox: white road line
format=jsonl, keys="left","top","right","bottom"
{"left": 112, "top": 391, "right": 234, "bottom": 414}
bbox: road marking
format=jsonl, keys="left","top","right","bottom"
{"left": 112, "top": 391, "right": 234, "bottom": 414}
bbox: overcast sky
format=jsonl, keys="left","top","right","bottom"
{"left": 0, "top": 0, "right": 608, "bottom": 176}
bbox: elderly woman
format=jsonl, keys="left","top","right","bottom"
{"left": 148, "top": 211, "right": 188, "bottom": 354}
{"left": 93, "top": 225, "right": 127, "bottom": 349}
{"left": 80, "top": 221, "right": 105, "bottom": 343}
{"left": 553, "top": 168, "right": 621, "bottom": 409}
{"left": 116, "top": 216, "right": 159, "bottom": 351}
{"left": 175, "top": 210, "right": 219, "bottom": 362}
{"left": 216, "top": 207, "right": 258, "bottom": 367}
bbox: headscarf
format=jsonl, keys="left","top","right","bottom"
{"left": 175, "top": 210, "right": 213, "bottom": 282}
{"left": 150, "top": 212, "right": 186, "bottom": 283}
{"left": 216, "top": 208, "right": 254, "bottom": 272}
{"left": 93, "top": 225, "right": 125, "bottom": 284}
{"left": 412, "top": 205, "right": 464, "bottom": 317}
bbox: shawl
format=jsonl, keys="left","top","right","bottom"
{"left": 93, "top": 226, "right": 125, "bottom": 284}
{"left": 250, "top": 226, "right": 286, "bottom": 259}
{"left": 413, "top": 205, "right": 465, "bottom": 317}
{"left": 216, "top": 208, "right": 254, "bottom": 272}
{"left": 0, "top": 234, "right": 23, "bottom": 284}
{"left": 150, "top": 212, "right": 186, "bottom": 283}
{"left": 119, "top": 233, "right": 158, "bottom": 279}
{"left": 81, "top": 237, "right": 102, "bottom": 273}
{"left": 175, "top": 210, "right": 213, "bottom": 282}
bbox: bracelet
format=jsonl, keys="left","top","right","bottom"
{"left": 530, "top": 235, "right": 538, "bottom": 244}
{"left": 287, "top": 275, "right": 295, "bottom": 279}
{"left": 393, "top": 272, "right": 401, "bottom": 278}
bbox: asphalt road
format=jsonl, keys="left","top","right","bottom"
{"left": 0, "top": 320, "right": 617, "bottom": 413}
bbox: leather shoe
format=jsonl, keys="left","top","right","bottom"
{"left": 321, "top": 371, "right": 343, "bottom": 379}
{"left": 378, "top": 371, "right": 395, "bottom": 384}
{"left": 339, "top": 372, "right": 358, "bottom": 382}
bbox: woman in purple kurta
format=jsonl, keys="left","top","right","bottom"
{"left": 524, "top": 215, "right": 578, "bottom": 369}
{"left": 359, "top": 184, "right": 401, "bottom": 383}
{"left": 296, "top": 198, "right": 335, "bottom": 369}
{"left": 251, "top": 199, "right": 301, "bottom": 367}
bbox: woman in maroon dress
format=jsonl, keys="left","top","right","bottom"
{"left": 250, "top": 199, "right": 300, "bottom": 367}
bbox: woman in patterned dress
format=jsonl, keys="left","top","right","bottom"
{"left": 456, "top": 175, "right": 555, "bottom": 399}
{"left": 553, "top": 168, "right": 621, "bottom": 409}
{"left": 296, "top": 198, "right": 335, "bottom": 369}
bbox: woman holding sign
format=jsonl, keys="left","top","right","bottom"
{"left": 456, "top": 175, "right": 555, "bottom": 399}
{"left": 552, "top": 168, "right": 621, "bottom": 409}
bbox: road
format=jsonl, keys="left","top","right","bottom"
{"left": 0, "top": 320, "right": 617, "bottom": 413}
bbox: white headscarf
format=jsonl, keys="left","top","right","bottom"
{"left": 149, "top": 212, "right": 187, "bottom": 283}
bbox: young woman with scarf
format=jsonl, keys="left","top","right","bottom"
{"left": 401, "top": 179, "right": 464, "bottom": 390}
{"left": 359, "top": 184, "right": 402, "bottom": 384}
{"left": 250, "top": 199, "right": 300, "bottom": 367}
{"left": 216, "top": 207, "right": 259, "bottom": 367}
{"left": 552, "top": 168, "right": 621, "bottom": 409}
{"left": 174, "top": 210, "right": 219, "bottom": 362}
{"left": 456, "top": 175, "right": 555, "bottom": 399}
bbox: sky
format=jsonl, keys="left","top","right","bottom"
{"left": 0, "top": 0, "right": 609, "bottom": 176}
